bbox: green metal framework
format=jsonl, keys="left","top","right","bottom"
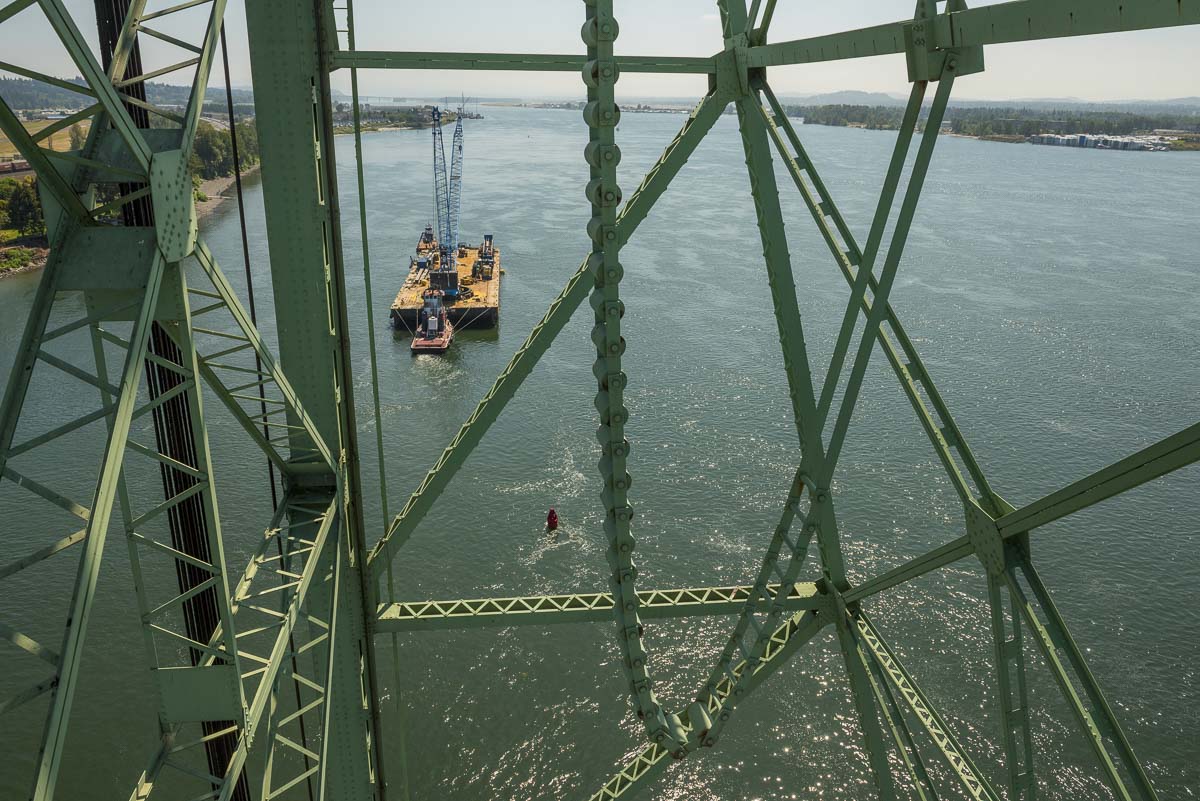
{"left": 0, "top": 0, "right": 1196, "bottom": 798}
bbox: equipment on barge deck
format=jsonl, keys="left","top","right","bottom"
{"left": 411, "top": 290, "right": 454, "bottom": 353}
{"left": 472, "top": 233, "right": 496, "bottom": 280}
{"left": 392, "top": 101, "right": 502, "bottom": 331}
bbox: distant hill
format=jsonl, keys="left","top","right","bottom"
{"left": 775, "top": 90, "right": 907, "bottom": 106}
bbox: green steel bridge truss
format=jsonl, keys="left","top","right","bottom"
{"left": 0, "top": 0, "right": 1196, "bottom": 799}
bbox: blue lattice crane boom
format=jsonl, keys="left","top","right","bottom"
{"left": 430, "top": 105, "right": 465, "bottom": 274}
{"left": 447, "top": 106, "right": 465, "bottom": 270}
{"left": 431, "top": 106, "right": 450, "bottom": 258}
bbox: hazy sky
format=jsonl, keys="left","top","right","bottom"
{"left": 1, "top": 0, "right": 1197, "bottom": 102}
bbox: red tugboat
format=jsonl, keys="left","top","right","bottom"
{"left": 411, "top": 289, "right": 454, "bottom": 354}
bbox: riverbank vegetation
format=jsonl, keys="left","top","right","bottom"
{"left": 1, "top": 176, "right": 47, "bottom": 275}
{"left": 190, "top": 119, "right": 261, "bottom": 180}
{"left": 331, "top": 104, "right": 455, "bottom": 134}
{"left": 784, "top": 103, "right": 1200, "bottom": 149}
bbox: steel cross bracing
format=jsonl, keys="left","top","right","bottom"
{"left": 351, "top": 0, "right": 1197, "bottom": 800}
{"left": 0, "top": 0, "right": 346, "bottom": 797}
{"left": 0, "top": 0, "right": 1196, "bottom": 798}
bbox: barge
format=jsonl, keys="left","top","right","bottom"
{"left": 390, "top": 226, "right": 501, "bottom": 330}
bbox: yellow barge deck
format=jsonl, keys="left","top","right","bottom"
{"left": 390, "top": 242, "right": 501, "bottom": 330}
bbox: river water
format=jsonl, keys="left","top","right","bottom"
{"left": 1, "top": 104, "right": 1197, "bottom": 800}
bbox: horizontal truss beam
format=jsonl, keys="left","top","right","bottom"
{"left": 997, "top": 421, "right": 1200, "bottom": 536}
{"left": 590, "top": 607, "right": 827, "bottom": 800}
{"left": 328, "top": 50, "right": 714, "bottom": 73}
{"left": 376, "top": 582, "right": 820, "bottom": 632}
{"left": 749, "top": 0, "right": 1200, "bottom": 69}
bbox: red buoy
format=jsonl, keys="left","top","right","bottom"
{"left": 546, "top": 508, "right": 558, "bottom": 532}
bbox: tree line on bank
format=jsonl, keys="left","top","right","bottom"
{"left": 783, "top": 104, "right": 1200, "bottom": 137}
{"left": 0, "top": 177, "right": 44, "bottom": 236}
{"left": 190, "top": 119, "right": 260, "bottom": 180}
{"left": 330, "top": 103, "right": 455, "bottom": 133}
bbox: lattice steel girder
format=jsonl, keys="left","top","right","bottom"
{"left": 748, "top": 0, "right": 1200, "bottom": 69}
{"left": 100, "top": 274, "right": 248, "bottom": 732}
{"left": 853, "top": 627, "right": 938, "bottom": 801}
{"left": 244, "top": 0, "right": 386, "bottom": 795}
{"left": 128, "top": 494, "right": 339, "bottom": 801}
{"left": 367, "top": 90, "right": 727, "bottom": 579}
{"left": 855, "top": 613, "right": 1001, "bottom": 801}
{"left": 755, "top": 77, "right": 1002, "bottom": 513}
{"left": 190, "top": 239, "right": 335, "bottom": 475}
{"left": 590, "top": 606, "right": 828, "bottom": 801}
{"left": 987, "top": 566, "right": 1036, "bottom": 801}
{"left": 0, "top": 96, "right": 90, "bottom": 221}
{"left": 328, "top": 51, "right": 714, "bottom": 73}
{"left": 31, "top": 254, "right": 167, "bottom": 801}
{"left": 375, "top": 582, "right": 821, "bottom": 632}
{"left": 34, "top": 0, "right": 152, "bottom": 169}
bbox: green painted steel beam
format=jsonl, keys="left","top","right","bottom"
{"left": 855, "top": 630, "right": 938, "bottom": 801}
{"left": 328, "top": 50, "right": 714, "bottom": 73}
{"left": 748, "top": 0, "right": 1200, "bottom": 69}
{"left": 0, "top": 96, "right": 91, "bottom": 222}
{"left": 996, "top": 421, "right": 1200, "bottom": 536}
{"left": 192, "top": 239, "right": 336, "bottom": 473}
{"left": 367, "top": 91, "right": 726, "bottom": 579}
{"left": 36, "top": 0, "right": 153, "bottom": 170}
{"left": 589, "top": 607, "right": 827, "bottom": 801}
{"left": 245, "top": 2, "right": 389, "bottom": 796}
{"left": 376, "top": 582, "right": 820, "bottom": 632}
{"left": 1003, "top": 565, "right": 1135, "bottom": 800}
{"left": 986, "top": 566, "right": 1037, "bottom": 801}
{"left": 31, "top": 255, "right": 166, "bottom": 801}
{"left": 834, "top": 601, "right": 897, "bottom": 800}
{"left": 762, "top": 71, "right": 1002, "bottom": 510}
{"left": 855, "top": 613, "right": 1001, "bottom": 801}
{"left": 848, "top": 419, "right": 1200, "bottom": 603}
{"left": 1013, "top": 557, "right": 1160, "bottom": 800}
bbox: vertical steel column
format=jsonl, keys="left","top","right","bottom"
{"left": 243, "top": 0, "right": 386, "bottom": 796}
{"left": 582, "top": 0, "right": 685, "bottom": 754}
{"left": 94, "top": 0, "right": 252, "bottom": 791}
{"left": 987, "top": 560, "right": 1036, "bottom": 801}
